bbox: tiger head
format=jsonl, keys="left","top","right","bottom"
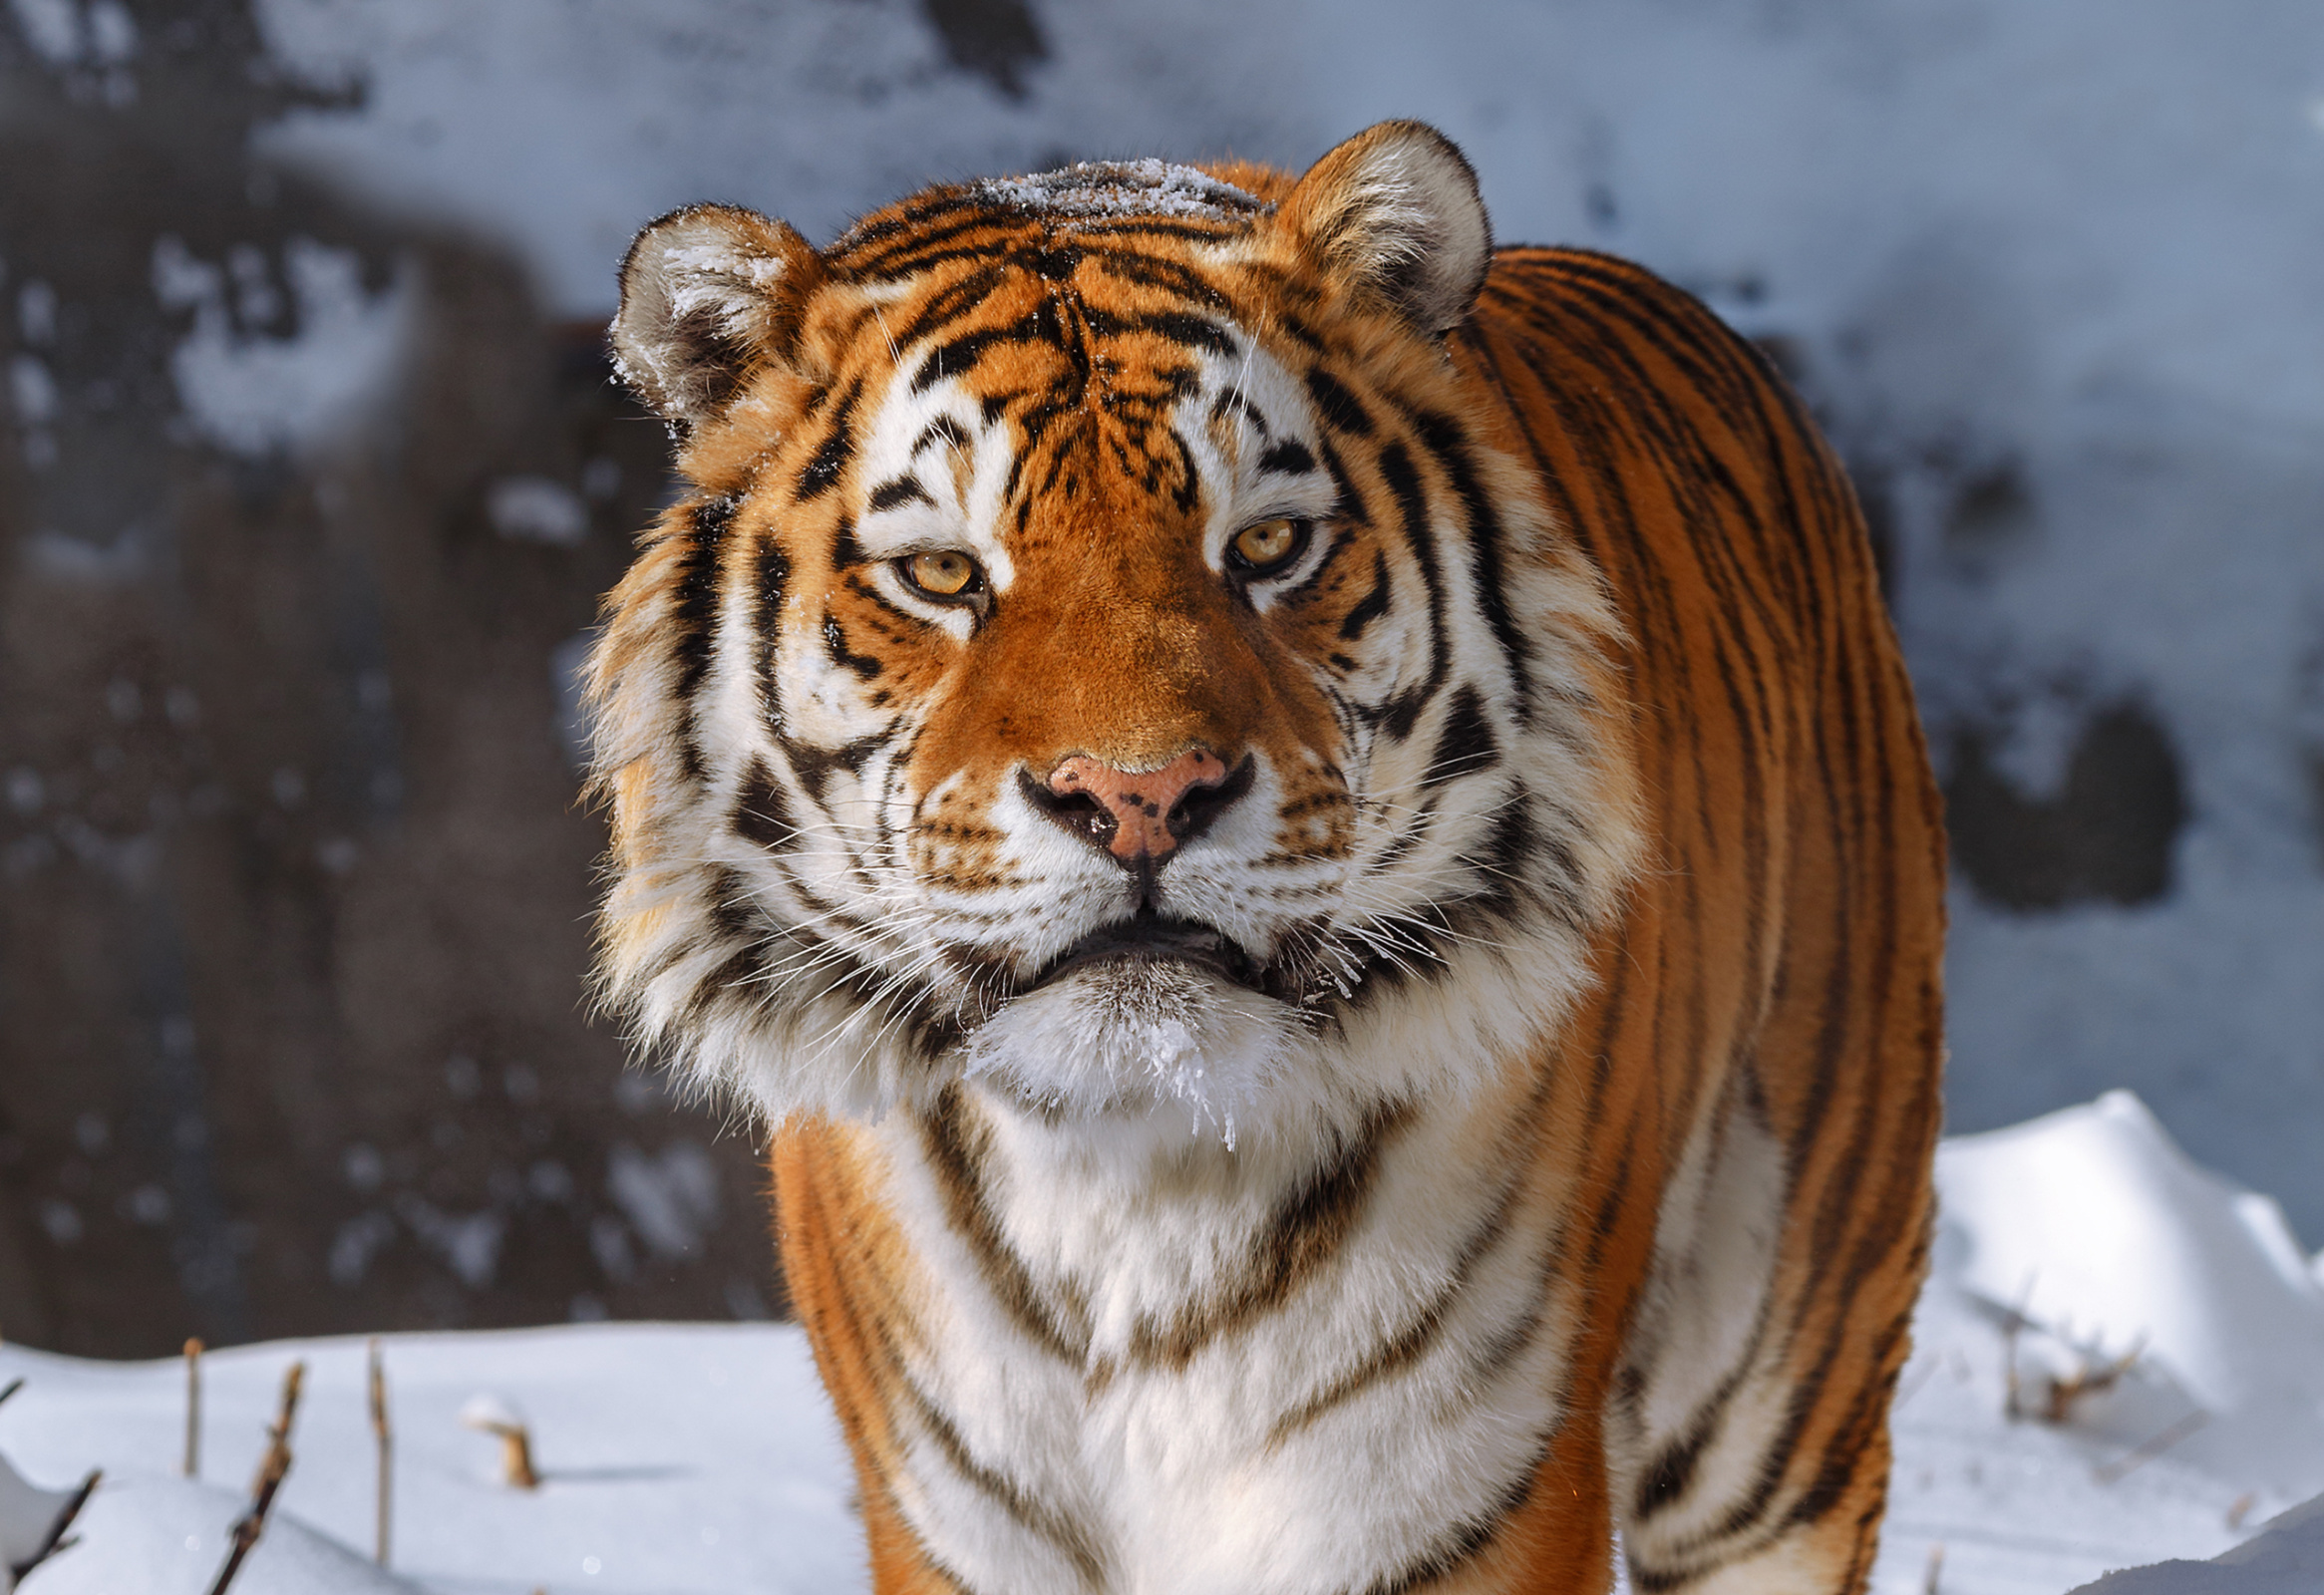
{"left": 590, "top": 122, "right": 1642, "bottom": 1148}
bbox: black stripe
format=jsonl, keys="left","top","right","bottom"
{"left": 1267, "top": 1133, "right": 1540, "bottom": 1444}
{"left": 796, "top": 380, "right": 861, "bottom": 499}
{"left": 1421, "top": 684, "right": 1498, "bottom": 789}
{"left": 753, "top": 538, "right": 790, "bottom": 729}
{"left": 1317, "top": 438, "right": 1368, "bottom": 524}
{"left": 1165, "top": 425, "right": 1200, "bottom": 513}
{"left": 915, "top": 416, "right": 973, "bottom": 456}
{"left": 669, "top": 495, "right": 739, "bottom": 705}
{"left": 868, "top": 476, "right": 935, "bottom": 511}
{"left": 902, "top": 1380, "right": 1108, "bottom": 1586}
{"left": 912, "top": 313, "right": 1049, "bottom": 393}
{"left": 668, "top": 495, "right": 740, "bottom": 781}
{"left": 1375, "top": 442, "right": 1450, "bottom": 741}
{"left": 732, "top": 757, "right": 801, "bottom": 852}
{"left": 1081, "top": 305, "right": 1236, "bottom": 356}
{"left": 1258, "top": 438, "right": 1318, "bottom": 477}
{"left": 823, "top": 611, "right": 882, "bottom": 680}
{"left": 1338, "top": 548, "right": 1392, "bottom": 641}
{"left": 921, "top": 1088, "right": 1088, "bottom": 1363}
{"left": 1089, "top": 248, "right": 1230, "bottom": 306}
{"left": 1350, "top": 1440, "right": 1545, "bottom": 1595}
{"left": 1410, "top": 408, "right": 1537, "bottom": 723}
{"left": 699, "top": 863, "right": 757, "bottom": 942}
{"left": 1274, "top": 524, "right": 1354, "bottom": 608}
{"left": 780, "top": 725, "right": 900, "bottom": 806}
{"left": 892, "top": 263, "right": 1010, "bottom": 351}
{"left": 1306, "top": 367, "right": 1375, "bottom": 437}
{"left": 1126, "top": 1103, "right": 1406, "bottom": 1371}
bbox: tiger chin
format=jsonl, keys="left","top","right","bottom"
{"left": 587, "top": 120, "right": 1945, "bottom": 1595}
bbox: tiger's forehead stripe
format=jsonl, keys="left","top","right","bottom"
{"left": 830, "top": 193, "right": 1260, "bottom": 288}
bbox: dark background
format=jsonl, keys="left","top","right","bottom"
{"left": 5, "top": 0, "right": 2320, "bottom": 1356}
{"left": 0, "top": 4, "right": 782, "bottom": 1352}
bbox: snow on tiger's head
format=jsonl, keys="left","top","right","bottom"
{"left": 588, "top": 122, "right": 1642, "bottom": 1146}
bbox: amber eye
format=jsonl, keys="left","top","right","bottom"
{"left": 1229, "top": 517, "right": 1307, "bottom": 575}
{"left": 900, "top": 549, "right": 982, "bottom": 600}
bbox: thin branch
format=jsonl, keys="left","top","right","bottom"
{"left": 2094, "top": 1411, "right": 2208, "bottom": 1484}
{"left": 368, "top": 1339, "right": 393, "bottom": 1566}
{"left": 7, "top": 1466, "right": 100, "bottom": 1582}
{"left": 204, "top": 1360, "right": 305, "bottom": 1595}
{"left": 183, "top": 1338, "right": 204, "bottom": 1479}
{"left": 2041, "top": 1338, "right": 2144, "bottom": 1424}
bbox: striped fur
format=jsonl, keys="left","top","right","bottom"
{"left": 589, "top": 123, "right": 1945, "bottom": 1595}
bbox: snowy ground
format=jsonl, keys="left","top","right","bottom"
{"left": 5, "top": 1094, "right": 2321, "bottom": 1595}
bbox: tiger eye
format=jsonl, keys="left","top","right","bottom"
{"left": 903, "top": 549, "right": 979, "bottom": 598}
{"left": 1232, "top": 518, "right": 1302, "bottom": 572}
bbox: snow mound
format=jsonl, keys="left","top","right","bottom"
{"left": 2069, "top": 1495, "right": 2324, "bottom": 1594}
{"left": 0, "top": 1323, "right": 860, "bottom": 1594}
{"left": 17, "top": 1477, "right": 422, "bottom": 1595}
{"left": 1938, "top": 1091, "right": 2324, "bottom": 1502}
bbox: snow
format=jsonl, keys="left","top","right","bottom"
{"left": 1875, "top": 1094, "right": 2324, "bottom": 1594}
{"left": 151, "top": 233, "right": 412, "bottom": 459}
{"left": 3, "top": 1322, "right": 859, "bottom": 1594}
{"left": 1936, "top": 1093, "right": 2324, "bottom": 1503}
{"left": 3, "top": 1094, "right": 2320, "bottom": 1594}
{"left": 974, "top": 160, "right": 1264, "bottom": 220}
{"left": 25, "top": 1478, "right": 424, "bottom": 1595}
{"left": 2069, "top": 1496, "right": 2324, "bottom": 1595}
{"left": 604, "top": 1140, "right": 720, "bottom": 1263}
{"left": 487, "top": 477, "right": 590, "bottom": 547}
{"left": 0, "top": 1444, "right": 87, "bottom": 1587}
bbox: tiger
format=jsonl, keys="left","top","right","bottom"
{"left": 587, "top": 121, "right": 1945, "bottom": 1595}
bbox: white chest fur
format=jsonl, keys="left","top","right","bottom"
{"left": 862, "top": 1080, "right": 1588, "bottom": 1595}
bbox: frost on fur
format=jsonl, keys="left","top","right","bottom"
{"left": 960, "top": 960, "right": 1311, "bottom": 1146}
{"left": 610, "top": 203, "right": 822, "bottom": 427}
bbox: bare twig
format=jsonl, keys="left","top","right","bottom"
{"left": 7, "top": 1466, "right": 100, "bottom": 1581}
{"left": 1921, "top": 1541, "right": 1945, "bottom": 1595}
{"left": 369, "top": 1339, "right": 393, "bottom": 1565}
{"left": 204, "top": 1360, "right": 305, "bottom": 1595}
{"left": 2000, "top": 1318, "right": 2024, "bottom": 1421}
{"left": 2000, "top": 1273, "right": 2037, "bottom": 1423}
{"left": 2041, "top": 1338, "right": 2145, "bottom": 1424}
{"left": 2227, "top": 1492, "right": 2256, "bottom": 1529}
{"left": 0, "top": 1377, "right": 22, "bottom": 1409}
{"left": 460, "top": 1398, "right": 540, "bottom": 1489}
{"left": 183, "top": 1337, "right": 204, "bottom": 1478}
{"left": 2094, "top": 1411, "right": 2207, "bottom": 1484}
{"left": 1892, "top": 1356, "right": 1940, "bottom": 1413}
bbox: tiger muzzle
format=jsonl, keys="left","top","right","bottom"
{"left": 1029, "top": 907, "right": 1267, "bottom": 995}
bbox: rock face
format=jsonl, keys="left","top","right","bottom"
{"left": 0, "top": 7, "right": 778, "bottom": 1355}
{"left": 8, "top": 0, "right": 2324, "bottom": 1349}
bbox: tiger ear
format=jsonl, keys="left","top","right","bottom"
{"left": 611, "top": 203, "right": 826, "bottom": 428}
{"left": 1274, "top": 122, "right": 1492, "bottom": 339}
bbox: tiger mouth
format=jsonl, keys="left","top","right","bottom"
{"left": 1029, "top": 909, "right": 1267, "bottom": 994}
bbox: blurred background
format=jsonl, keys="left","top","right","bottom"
{"left": 2, "top": 0, "right": 2319, "bottom": 1358}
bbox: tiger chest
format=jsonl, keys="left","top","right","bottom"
{"left": 856, "top": 1081, "right": 1582, "bottom": 1595}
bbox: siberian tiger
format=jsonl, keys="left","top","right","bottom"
{"left": 589, "top": 122, "right": 1945, "bottom": 1595}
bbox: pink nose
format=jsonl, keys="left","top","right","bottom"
{"left": 1047, "top": 749, "right": 1231, "bottom": 862}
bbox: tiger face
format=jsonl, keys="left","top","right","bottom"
{"left": 592, "top": 126, "right": 1642, "bottom": 1146}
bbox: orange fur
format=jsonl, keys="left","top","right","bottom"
{"left": 595, "top": 124, "right": 1943, "bottom": 1593}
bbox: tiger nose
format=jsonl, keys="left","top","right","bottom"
{"left": 1031, "top": 749, "right": 1252, "bottom": 864}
